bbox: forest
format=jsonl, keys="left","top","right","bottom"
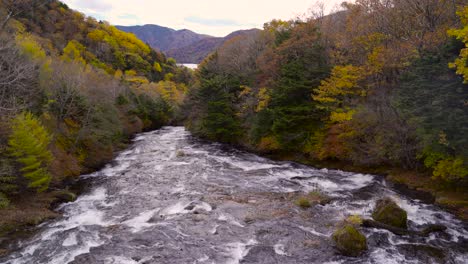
{"left": 0, "top": 0, "right": 191, "bottom": 234}
{"left": 184, "top": 0, "right": 468, "bottom": 217}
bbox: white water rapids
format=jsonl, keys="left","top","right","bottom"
{"left": 1, "top": 127, "right": 467, "bottom": 264}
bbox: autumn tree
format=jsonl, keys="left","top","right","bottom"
{"left": 0, "top": 0, "right": 52, "bottom": 32}
{"left": 0, "top": 37, "right": 41, "bottom": 117}
{"left": 449, "top": 5, "right": 468, "bottom": 83}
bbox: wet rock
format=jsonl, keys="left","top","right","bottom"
{"left": 362, "top": 219, "right": 447, "bottom": 237}
{"left": 397, "top": 244, "right": 446, "bottom": 264}
{"left": 70, "top": 253, "right": 96, "bottom": 264}
{"left": 362, "top": 219, "right": 410, "bottom": 235}
{"left": 0, "top": 249, "right": 9, "bottom": 257}
{"left": 192, "top": 214, "right": 208, "bottom": 222}
{"left": 53, "top": 190, "right": 77, "bottom": 204}
{"left": 419, "top": 224, "right": 447, "bottom": 236}
{"left": 241, "top": 245, "right": 280, "bottom": 263}
{"left": 366, "top": 232, "right": 391, "bottom": 248}
{"left": 303, "top": 239, "right": 321, "bottom": 247}
{"left": 184, "top": 203, "right": 195, "bottom": 210}
{"left": 372, "top": 197, "right": 407, "bottom": 228}
{"left": 291, "top": 176, "right": 313, "bottom": 180}
{"left": 332, "top": 225, "right": 367, "bottom": 257}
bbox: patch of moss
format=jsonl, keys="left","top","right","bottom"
{"left": 346, "top": 215, "right": 363, "bottom": 226}
{"left": 295, "top": 197, "right": 311, "bottom": 208}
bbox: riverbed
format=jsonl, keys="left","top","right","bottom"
{"left": 1, "top": 127, "right": 467, "bottom": 264}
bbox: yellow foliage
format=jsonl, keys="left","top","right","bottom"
{"left": 313, "top": 65, "right": 366, "bottom": 111}
{"left": 153, "top": 62, "right": 162, "bottom": 72}
{"left": 239, "top": 86, "right": 252, "bottom": 97}
{"left": 155, "top": 81, "right": 183, "bottom": 104}
{"left": 329, "top": 110, "right": 356, "bottom": 123}
{"left": 164, "top": 73, "right": 174, "bottom": 81}
{"left": 256, "top": 87, "right": 271, "bottom": 112}
{"left": 125, "top": 70, "right": 137, "bottom": 76}
{"left": 448, "top": 6, "right": 468, "bottom": 83}
{"left": 61, "top": 40, "right": 86, "bottom": 65}
{"left": 16, "top": 34, "right": 46, "bottom": 61}
{"left": 125, "top": 76, "right": 150, "bottom": 85}
{"left": 114, "top": 69, "right": 123, "bottom": 80}
{"left": 366, "top": 46, "right": 385, "bottom": 75}
{"left": 87, "top": 29, "right": 107, "bottom": 42}
{"left": 257, "top": 136, "right": 280, "bottom": 151}
{"left": 432, "top": 157, "right": 468, "bottom": 181}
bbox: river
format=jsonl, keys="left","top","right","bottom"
{"left": 1, "top": 127, "right": 467, "bottom": 264}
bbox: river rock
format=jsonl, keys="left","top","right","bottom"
{"left": 332, "top": 224, "right": 367, "bottom": 257}
{"left": 397, "top": 244, "right": 446, "bottom": 263}
{"left": 372, "top": 197, "right": 407, "bottom": 229}
{"left": 53, "top": 190, "right": 77, "bottom": 203}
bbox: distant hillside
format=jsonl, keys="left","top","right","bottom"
{"left": 117, "top": 25, "right": 261, "bottom": 63}
{"left": 166, "top": 29, "right": 261, "bottom": 63}
{"left": 116, "top": 25, "right": 210, "bottom": 53}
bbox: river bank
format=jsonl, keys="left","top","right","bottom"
{"left": 0, "top": 132, "right": 140, "bottom": 258}
{"left": 265, "top": 153, "right": 468, "bottom": 222}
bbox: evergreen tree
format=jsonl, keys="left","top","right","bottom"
{"left": 189, "top": 58, "right": 241, "bottom": 143}
{"left": 256, "top": 24, "right": 329, "bottom": 151}
{"left": 0, "top": 158, "right": 15, "bottom": 208}
{"left": 8, "top": 112, "right": 53, "bottom": 192}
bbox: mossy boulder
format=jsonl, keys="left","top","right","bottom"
{"left": 372, "top": 198, "right": 407, "bottom": 229}
{"left": 332, "top": 224, "right": 367, "bottom": 257}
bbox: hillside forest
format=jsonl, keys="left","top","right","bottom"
{"left": 0, "top": 0, "right": 191, "bottom": 212}
{"left": 184, "top": 0, "right": 468, "bottom": 213}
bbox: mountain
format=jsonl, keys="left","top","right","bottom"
{"left": 117, "top": 25, "right": 260, "bottom": 63}
{"left": 115, "top": 25, "right": 211, "bottom": 53}
{"left": 166, "top": 29, "right": 261, "bottom": 64}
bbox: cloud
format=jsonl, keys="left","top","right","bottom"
{"left": 69, "top": 0, "right": 112, "bottom": 12}
{"left": 117, "top": 14, "right": 142, "bottom": 25}
{"left": 184, "top": 16, "right": 242, "bottom": 27}
{"left": 62, "top": 0, "right": 350, "bottom": 37}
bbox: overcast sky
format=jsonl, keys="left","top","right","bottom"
{"left": 61, "top": 0, "right": 348, "bottom": 37}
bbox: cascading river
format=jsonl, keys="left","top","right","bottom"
{"left": 1, "top": 127, "right": 467, "bottom": 264}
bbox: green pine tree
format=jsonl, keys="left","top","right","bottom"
{"left": 0, "top": 158, "right": 17, "bottom": 209}
{"left": 195, "top": 72, "right": 241, "bottom": 143}
{"left": 8, "top": 112, "right": 53, "bottom": 192}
